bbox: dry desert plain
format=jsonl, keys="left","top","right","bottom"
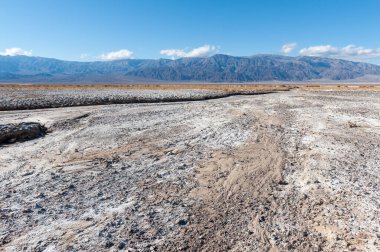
{"left": 0, "top": 85, "right": 379, "bottom": 251}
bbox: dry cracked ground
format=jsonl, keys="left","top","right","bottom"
{"left": 0, "top": 90, "right": 379, "bottom": 251}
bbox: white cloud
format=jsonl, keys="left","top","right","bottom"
{"left": 0, "top": 47, "right": 32, "bottom": 56}
{"left": 299, "top": 45, "right": 338, "bottom": 56}
{"left": 80, "top": 53, "right": 90, "bottom": 59}
{"left": 100, "top": 49, "right": 134, "bottom": 60}
{"left": 160, "top": 44, "right": 219, "bottom": 58}
{"left": 299, "top": 44, "right": 380, "bottom": 61}
{"left": 281, "top": 43, "right": 297, "bottom": 54}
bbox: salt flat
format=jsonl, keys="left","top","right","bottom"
{"left": 0, "top": 89, "right": 379, "bottom": 251}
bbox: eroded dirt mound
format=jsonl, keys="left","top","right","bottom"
{"left": 0, "top": 122, "right": 47, "bottom": 144}
{"left": 0, "top": 88, "right": 272, "bottom": 110}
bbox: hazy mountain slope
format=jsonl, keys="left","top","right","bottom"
{"left": 128, "top": 54, "right": 380, "bottom": 82}
{"left": 1, "top": 54, "right": 380, "bottom": 83}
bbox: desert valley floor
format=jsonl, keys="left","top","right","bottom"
{"left": 0, "top": 88, "right": 379, "bottom": 251}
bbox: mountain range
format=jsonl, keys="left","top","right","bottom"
{"left": 1, "top": 54, "right": 380, "bottom": 83}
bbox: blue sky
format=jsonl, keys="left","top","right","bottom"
{"left": 1, "top": 0, "right": 380, "bottom": 63}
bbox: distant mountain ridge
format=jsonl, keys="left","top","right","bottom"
{"left": 1, "top": 54, "right": 380, "bottom": 83}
